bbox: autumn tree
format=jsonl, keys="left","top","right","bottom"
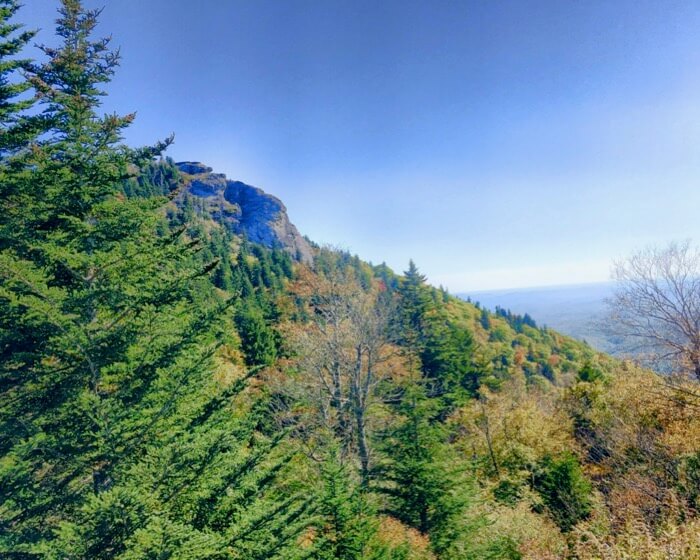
{"left": 288, "top": 262, "right": 396, "bottom": 481}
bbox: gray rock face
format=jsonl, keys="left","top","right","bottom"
{"left": 177, "top": 162, "right": 212, "bottom": 175}
{"left": 176, "top": 162, "right": 313, "bottom": 264}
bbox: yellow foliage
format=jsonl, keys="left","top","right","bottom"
{"left": 600, "top": 368, "right": 700, "bottom": 456}
{"left": 573, "top": 519, "right": 700, "bottom": 560}
{"left": 213, "top": 343, "right": 246, "bottom": 388}
{"left": 483, "top": 500, "right": 567, "bottom": 560}
{"left": 454, "top": 376, "right": 575, "bottom": 475}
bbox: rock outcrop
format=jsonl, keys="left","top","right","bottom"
{"left": 176, "top": 162, "right": 313, "bottom": 264}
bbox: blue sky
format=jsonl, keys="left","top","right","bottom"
{"left": 22, "top": 0, "right": 700, "bottom": 291}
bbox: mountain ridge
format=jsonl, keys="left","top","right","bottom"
{"left": 176, "top": 161, "right": 314, "bottom": 264}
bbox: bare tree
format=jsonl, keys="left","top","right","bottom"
{"left": 607, "top": 240, "right": 700, "bottom": 378}
{"left": 286, "top": 265, "right": 397, "bottom": 480}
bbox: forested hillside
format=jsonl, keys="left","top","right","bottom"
{"left": 2, "top": 2, "right": 700, "bottom": 559}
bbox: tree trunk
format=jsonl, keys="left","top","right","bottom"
{"left": 354, "top": 346, "right": 370, "bottom": 482}
{"left": 479, "top": 399, "right": 500, "bottom": 476}
{"left": 355, "top": 405, "right": 370, "bottom": 483}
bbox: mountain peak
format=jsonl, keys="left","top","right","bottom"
{"left": 176, "top": 161, "right": 212, "bottom": 175}
{"left": 175, "top": 162, "right": 313, "bottom": 264}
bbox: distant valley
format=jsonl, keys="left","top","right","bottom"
{"left": 460, "top": 282, "right": 620, "bottom": 353}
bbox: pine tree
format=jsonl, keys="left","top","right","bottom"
{"left": 0, "top": 0, "right": 44, "bottom": 257}
{"left": 235, "top": 301, "right": 278, "bottom": 367}
{"left": 533, "top": 453, "right": 593, "bottom": 532}
{"left": 396, "top": 261, "right": 484, "bottom": 409}
{"left": 0, "top": 0, "right": 38, "bottom": 156}
{"left": 479, "top": 308, "right": 491, "bottom": 330}
{"left": 377, "top": 384, "right": 475, "bottom": 558}
{"left": 312, "top": 456, "right": 390, "bottom": 560}
{"left": 395, "top": 260, "right": 435, "bottom": 377}
{"left": 0, "top": 2, "right": 311, "bottom": 556}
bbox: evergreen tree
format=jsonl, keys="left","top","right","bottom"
{"left": 396, "top": 260, "right": 433, "bottom": 351}
{"left": 396, "top": 261, "right": 483, "bottom": 408}
{"left": 312, "top": 455, "right": 390, "bottom": 560}
{"left": 422, "top": 320, "right": 479, "bottom": 397}
{"left": 577, "top": 361, "right": 604, "bottom": 383}
{"left": 533, "top": 453, "right": 593, "bottom": 532}
{"left": 0, "top": 2, "right": 310, "bottom": 556}
{"left": 377, "top": 385, "right": 473, "bottom": 558}
{"left": 235, "top": 302, "right": 278, "bottom": 367}
{"left": 0, "top": 0, "right": 38, "bottom": 156}
{"left": 122, "top": 157, "right": 181, "bottom": 199}
{"left": 479, "top": 308, "right": 491, "bottom": 330}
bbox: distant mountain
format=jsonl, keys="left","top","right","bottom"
{"left": 459, "top": 282, "right": 620, "bottom": 353}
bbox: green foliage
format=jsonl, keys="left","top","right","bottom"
{"left": 396, "top": 260, "right": 434, "bottom": 355}
{"left": 475, "top": 538, "right": 522, "bottom": 560}
{"left": 0, "top": 2, "right": 310, "bottom": 557}
{"left": 479, "top": 308, "right": 491, "bottom": 330}
{"left": 312, "top": 456, "right": 390, "bottom": 560}
{"left": 122, "top": 157, "right": 181, "bottom": 198}
{"left": 532, "top": 453, "right": 593, "bottom": 532}
{"left": 394, "top": 261, "right": 496, "bottom": 417}
{"left": 0, "top": 3, "right": 653, "bottom": 559}
{"left": 378, "top": 385, "right": 474, "bottom": 557}
{"left": 422, "top": 320, "right": 490, "bottom": 410}
{"left": 0, "top": 0, "right": 39, "bottom": 155}
{"left": 577, "top": 361, "right": 604, "bottom": 383}
{"left": 492, "top": 478, "right": 524, "bottom": 506}
{"left": 235, "top": 302, "right": 278, "bottom": 367}
{"left": 494, "top": 307, "right": 537, "bottom": 332}
{"left": 679, "top": 452, "right": 700, "bottom": 512}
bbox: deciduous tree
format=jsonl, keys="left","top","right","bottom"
{"left": 288, "top": 263, "right": 396, "bottom": 481}
{"left": 607, "top": 240, "right": 700, "bottom": 378}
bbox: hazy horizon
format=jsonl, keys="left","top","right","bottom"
{"left": 460, "top": 278, "right": 615, "bottom": 296}
{"left": 21, "top": 1, "right": 700, "bottom": 292}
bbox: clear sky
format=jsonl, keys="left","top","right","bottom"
{"left": 22, "top": 0, "right": 700, "bottom": 291}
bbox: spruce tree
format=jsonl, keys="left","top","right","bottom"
{"left": 0, "top": 2, "right": 310, "bottom": 557}
{"left": 235, "top": 301, "right": 278, "bottom": 367}
{"left": 312, "top": 456, "right": 388, "bottom": 560}
{"left": 396, "top": 260, "right": 433, "bottom": 355}
{"left": 377, "top": 385, "right": 471, "bottom": 557}
{"left": 396, "top": 261, "right": 483, "bottom": 408}
{"left": 0, "top": 0, "right": 38, "bottom": 156}
{"left": 479, "top": 308, "right": 491, "bottom": 330}
{"left": 533, "top": 453, "right": 593, "bottom": 532}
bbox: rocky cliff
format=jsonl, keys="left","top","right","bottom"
{"left": 176, "top": 162, "right": 313, "bottom": 264}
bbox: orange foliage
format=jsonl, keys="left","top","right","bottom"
{"left": 376, "top": 516, "right": 435, "bottom": 559}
